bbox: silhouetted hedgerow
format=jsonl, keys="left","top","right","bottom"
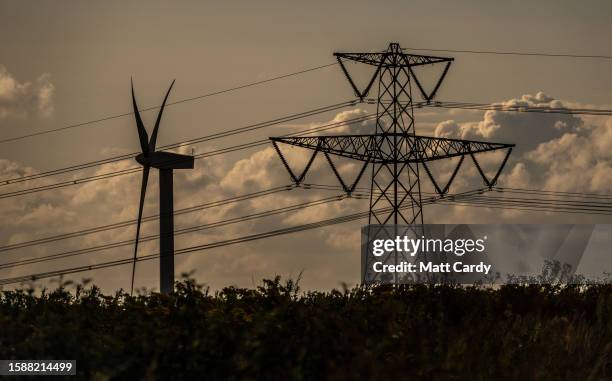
{"left": 0, "top": 278, "right": 610, "bottom": 380}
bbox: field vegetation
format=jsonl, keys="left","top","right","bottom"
{"left": 1, "top": 278, "right": 610, "bottom": 380}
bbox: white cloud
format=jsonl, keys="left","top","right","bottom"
{"left": 424, "top": 92, "right": 612, "bottom": 225}
{"left": 1, "top": 94, "right": 611, "bottom": 291}
{"left": 434, "top": 92, "right": 583, "bottom": 155}
{"left": 431, "top": 92, "right": 612, "bottom": 194}
{"left": 0, "top": 65, "right": 54, "bottom": 119}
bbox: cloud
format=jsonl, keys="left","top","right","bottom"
{"left": 1, "top": 94, "right": 611, "bottom": 292}
{"left": 0, "top": 65, "right": 54, "bottom": 119}
{"left": 434, "top": 92, "right": 583, "bottom": 155}
{"left": 511, "top": 130, "right": 612, "bottom": 193}
{"left": 423, "top": 92, "right": 612, "bottom": 226}
{"left": 431, "top": 92, "right": 612, "bottom": 194}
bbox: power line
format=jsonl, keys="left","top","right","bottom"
{"left": 4, "top": 190, "right": 493, "bottom": 271}
{"left": 0, "top": 62, "right": 339, "bottom": 145}
{"left": 0, "top": 185, "right": 295, "bottom": 252}
{"left": 437, "top": 198, "right": 612, "bottom": 216}
{"left": 0, "top": 112, "right": 371, "bottom": 193}
{"left": 0, "top": 203, "right": 378, "bottom": 286}
{"left": 424, "top": 101, "right": 612, "bottom": 116}
{"left": 2, "top": 179, "right": 610, "bottom": 253}
{"left": 0, "top": 195, "right": 345, "bottom": 270}
{"left": 0, "top": 100, "right": 355, "bottom": 185}
{"left": 0, "top": 116, "right": 377, "bottom": 250}
{"left": 368, "top": 99, "right": 612, "bottom": 116}
{"left": 0, "top": 114, "right": 369, "bottom": 200}
{"left": 3, "top": 192, "right": 464, "bottom": 286}
{"left": 4, "top": 46, "right": 611, "bottom": 145}
{"left": 0, "top": 103, "right": 368, "bottom": 198}
{"left": 2, "top": 109, "right": 371, "bottom": 190}
{"left": 0, "top": 185, "right": 464, "bottom": 254}
{"left": 493, "top": 186, "right": 612, "bottom": 200}
{"left": 346, "top": 189, "right": 612, "bottom": 215}
{"left": 5, "top": 98, "right": 610, "bottom": 189}
{"left": 6, "top": 187, "right": 610, "bottom": 271}
{"left": 349, "top": 191, "right": 612, "bottom": 215}
{"left": 455, "top": 194, "right": 612, "bottom": 213}
{"left": 403, "top": 47, "right": 612, "bottom": 60}
{"left": 2, "top": 188, "right": 610, "bottom": 286}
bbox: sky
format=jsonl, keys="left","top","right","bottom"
{"left": 1, "top": 0, "right": 611, "bottom": 292}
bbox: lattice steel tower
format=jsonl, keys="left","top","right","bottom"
{"left": 271, "top": 43, "right": 514, "bottom": 224}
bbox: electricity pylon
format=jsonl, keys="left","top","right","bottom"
{"left": 271, "top": 42, "right": 515, "bottom": 225}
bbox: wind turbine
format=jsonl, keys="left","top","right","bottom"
{"left": 130, "top": 79, "right": 194, "bottom": 295}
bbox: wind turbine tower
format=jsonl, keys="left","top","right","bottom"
{"left": 130, "top": 79, "right": 194, "bottom": 294}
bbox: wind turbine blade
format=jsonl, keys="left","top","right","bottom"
{"left": 149, "top": 79, "right": 176, "bottom": 152}
{"left": 130, "top": 165, "right": 150, "bottom": 295}
{"left": 131, "top": 78, "right": 149, "bottom": 155}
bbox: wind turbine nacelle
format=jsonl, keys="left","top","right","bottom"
{"left": 135, "top": 151, "right": 195, "bottom": 170}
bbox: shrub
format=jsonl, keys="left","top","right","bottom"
{"left": 0, "top": 278, "right": 610, "bottom": 380}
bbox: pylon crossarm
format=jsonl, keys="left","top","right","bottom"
{"left": 333, "top": 52, "right": 386, "bottom": 66}
{"left": 334, "top": 52, "right": 453, "bottom": 68}
{"left": 415, "top": 136, "right": 515, "bottom": 163}
{"left": 271, "top": 134, "right": 514, "bottom": 164}
{"left": 403, "top": 54, "right": 454, "bottom": 67}
{"left": 271, "top": 135, "right": 375, "bottom": 162}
